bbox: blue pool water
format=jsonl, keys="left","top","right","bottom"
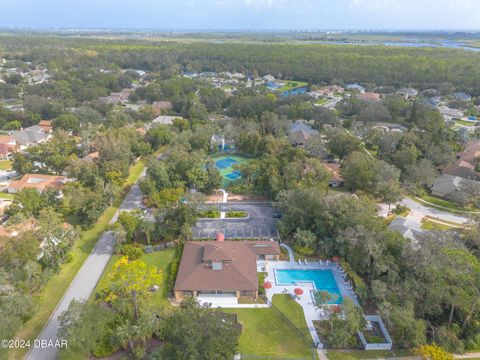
{"left": 275, "top": 269, "right": 343, "bottom": 304}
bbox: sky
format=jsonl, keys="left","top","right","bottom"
{"left": 0, "top": 0, "right": 480, "bottom": 30}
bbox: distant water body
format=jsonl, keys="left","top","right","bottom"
{"left": 308, "top": 40, "right": 480, "bottom": 52}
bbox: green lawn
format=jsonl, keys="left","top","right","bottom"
{"left": 417, "top": 194, "right": 472, "bottom": 212}
{"left": 326, "top": 349, "right": 413, "bottom": 360}
{"left": 278, "top": 81, "right": 308, "bottom": 92}
{"left": 224, "top": 294, "right": 314, "bottom": 359}
{"left": 10, "top": 160, "right": 146, "bottom": 360}
{"left": 0, "top": 160, "right": 12, "bottom": 170}
{"left": 421, "top": 219, "right": 457, "bottom": 231}
{"left": 0, "top": 192, "right": 14, "bottom": 200}
{"left": 93, "top": 248, "right": 176, "bottom": 307}
{"left": 272, "top": 294, "right": 311, "bottom": 340}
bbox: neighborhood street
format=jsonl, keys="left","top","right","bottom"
{"left": 26, "top": 170, "right": 146, "bottom": 360}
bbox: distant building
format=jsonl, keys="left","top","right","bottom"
{"left": 438, "top": 106, "right": 463, "bottom": 122}
{"left": 38, "top": 120, "right": 53, "bottom": 133}
{"left": 151, "top": 101, "right": 172, "bottom": 116}
{"left": 453, "top": 92, "right": 472, "bottom": 102}
{"left": 397, "top": 88, "right": 418, "bottom": 99}
{"left": 388, "top": 216, "right": 421, "bottom": 241}
{"left": 346, "top": 83, "right": 366, "bottom": 93}
{"left": 287, "top": 121, "right": 319, "bottom": 148}
{"left": 151, "top": 115, "right": 184, "bottom": 126}
{"left": 430, "top": 173, "right": 478, "bottom": 198}
{"left": 321, "top": 163, "right": 345, "bottom": 187}
{"left": 6, "top": 174, "right": 67, "bottom": 194}
{"left": 10, "top": 125, "right": 51, "bottom": 149}
{"left": 310, "top": 85, "right": 344, "bottom": 98}
{"left": 358, "top": 92, "right": 382, "bottom": 101}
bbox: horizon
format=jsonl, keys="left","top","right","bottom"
{"left": 1, "top": 0, "right": 480, "bottom": 31}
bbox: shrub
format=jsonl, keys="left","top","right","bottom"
{"left": 168, "top": 244, "right": 184, "bottom": 292}
{"left": 226, "top": 210, "right": 248, "bottom": 218}
{"left": 118, "top": 243, "right": 143, "bottom": 260}
{"left": 340, "top": 259, "right": 367, "bottom": 302}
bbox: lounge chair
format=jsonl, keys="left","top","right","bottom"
{"left": 319, "top": 259, "right": 323, "bottom": 265}
{"left": 304, "top": 259, "right": 308, "bottom": 265}
{"left": 298, "top": 259, "right": 302, "bottom": 265}
{"left": 326, "top": 260, "right": 330, "bottom": 266}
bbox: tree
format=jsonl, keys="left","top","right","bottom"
{"left": 151, "top": 297, "right": 240, "bottom": 360}
{"left": 12, "top": 152, "right": 33, "bottom": 175}
{"left": 342, "top": 151, "right": 376, "bottom": 191}
{"left": 327, "top": 131, "right": 362, "bottom": 160}
{"left": 58, "top": 300, "right": 114, "bottom": 357}
{"left": 321, "top": 298, "right": 366, "bottom": 348}
{"left": 107, "top": 257, "right": 162, "bottom": 320}
{"left": 53, "top": 113, "right": 80, "bottom": 133}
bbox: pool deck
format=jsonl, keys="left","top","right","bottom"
{"left": 263, "top": 244, "right": 359, "bottom": 349}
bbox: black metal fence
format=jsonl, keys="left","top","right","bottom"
{"left": 266, "top": 299, "right": 316, "bottom": 349}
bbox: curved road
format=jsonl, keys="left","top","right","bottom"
{"left": 26, "top": 169, "right": 146, "bottom": 360}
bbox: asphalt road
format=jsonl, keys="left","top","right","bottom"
{"left": 192, "top": 202, "right": 279, "bottom": 239}
{"left": 26, "top": 170, "right": 146, "bottom": 360}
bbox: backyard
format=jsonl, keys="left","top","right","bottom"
{"left": 225, "top": 294, "right": 315, "bottom": 359}
{"left": 93, "top": 247, "right": 176, "bottom": 307}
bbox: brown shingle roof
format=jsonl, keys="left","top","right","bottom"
{"left": 174, "top": 241, "right": 280, "bottom": 292}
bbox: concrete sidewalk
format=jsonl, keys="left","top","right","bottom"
{"left": 26, "top": 171, "right": 146, "bottom": 360}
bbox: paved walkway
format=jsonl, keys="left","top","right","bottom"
{"left": 26, "top": 170, "right": 146, "bottom": 360}
{"left": 264, "top": 244, "right": 358, "bottom": 350}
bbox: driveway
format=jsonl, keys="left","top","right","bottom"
{"left": 400, "top": 197, "right": 470, "bottom": 225}
{"left": 26, "top": 170, "right": 146, "bottom": 360}
{"left": 192, "top": 202, "right": 279, "bottom": 239}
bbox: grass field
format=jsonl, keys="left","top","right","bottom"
{"left": 10, "top": 159, "right": 146, "bottom": 360}
{"left": 224, "top": 294, "right": 315, "bottom": 359}
{"left": 278, "top": 81, "right": 308, "bottom": 92}
{"left": 0, "top": 160, "right": 12, "bottom": 170}
{"left": 0, "top": 192, "right": 14, "bottom": 200}
{"left": 416, "top": 194, "right": 478, "bottom": 213}
{"left": 421, "top": 219, "right": 457, "bottom": 231}
{"left": 93, "top": 248, "right": 176, "bottom": 307}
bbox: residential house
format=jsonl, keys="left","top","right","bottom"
{"left": 82, "top": 151, "right": 99, "bottom": 162}
{"left": 100, "top": 88, "right": 133, "bottom": 105}
{"left": 442, "top": 142, "right": 480, "bottom": 181}
{"left": 321, "top": 163, "right": 345, "bottom": 187}
{"left": 430, "top": 173, "right": 478, "bottom": 198}
{"left": 174, "top": 240, "right": 280, "bottom": 301}
{"left": 6, "top": 173, "right": 67, "bottom": 194}
{"left": 0, "top": 135, "right": 17, "bottom": 159}
{"left": 151, "top": 101, "right": 172, "bottom": 116}
{"left": 310, "top": 85, "right": 344, "bottom": 98}
{"left": 10, "top": 125, "right": 50, "bottom": 150}
{"left": 287, "top": 121, "right": 319, "bottom": 148}
{"left": 346, "top": 83, "right": 366, "bottom": 93}
{"left": 453, "top": 92, "right": 472, "bottom": 102}
{"left": 151, "top": 115, "right": 184, "bottom": 126}
{"left": 397, "top": 88, "right": 418, "bottom": 99}
{"left": 388, "top": 216, "right": 421, "bottom": 241}
{"left": 358, "top": 92, "right": 382, "bottom": 101}
{"left": 438, "top": 106, "right": 463, "bottom": 122}
{"left": 38, "top": 120, "right": 53, "bottom": 133}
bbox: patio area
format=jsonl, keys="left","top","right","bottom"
{"left": 263, "top": 243, "right": 359, "bottom": 349}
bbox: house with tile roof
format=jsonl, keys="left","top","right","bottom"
{"left": 6, "top": 173, "right": 67, "bottom": 194}
{"left": 174, "top": 240, "right": 280, "bottom": 301}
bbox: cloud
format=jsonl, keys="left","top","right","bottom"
{"left": 349, "top": 0, "right": 401, "bottom": 11}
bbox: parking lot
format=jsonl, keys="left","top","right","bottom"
{"left": 192, "top": 202, "right": 279, "bottom": 239}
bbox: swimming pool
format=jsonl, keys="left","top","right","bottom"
{"left": 275, "top": 269, "right": 343, "bottom": 304}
